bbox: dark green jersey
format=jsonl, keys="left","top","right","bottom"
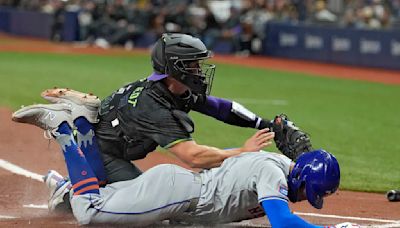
{"left": 95, "top": 79, "right": 192, "bottom": 160}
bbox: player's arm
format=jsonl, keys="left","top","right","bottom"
{"left": 193, "top": 96, "right": 271, "bottom": 129}
{"left": 261, "top": 200, "right": 359, "bottom": 228}
{"left": 193, "top": 96, "right": 313, "bottom": 160}
{"left": 261, "top": 199, "right": 323, "bottom": 228}
{"left": 168, "top": 129, "right": 274, "bottom": 169}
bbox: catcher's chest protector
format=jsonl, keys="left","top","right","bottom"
{"left": 98, "top": 79, "right": 155, "bottom": 160}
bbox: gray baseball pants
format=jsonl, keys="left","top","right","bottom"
{"left": 70, "top": 164, "right": 201, "bottom": 225}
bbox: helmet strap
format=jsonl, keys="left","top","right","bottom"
{"left": 162, "top": 34, "right": 168, "bottom": 74}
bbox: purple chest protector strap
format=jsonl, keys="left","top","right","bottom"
{"left": 192, "top": 96, "right": 270, "bottom": 129}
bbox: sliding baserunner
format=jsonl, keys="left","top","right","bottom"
{"left": 12, "top": 103, "right": 358, "bottom": 227}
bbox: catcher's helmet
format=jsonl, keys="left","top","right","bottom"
{"left": 287, "top": 149, "right": 340, "bottom": 209}
{"left": 150, "top": 33, "right": 215, "bottom": 96}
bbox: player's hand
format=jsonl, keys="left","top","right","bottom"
{"left": 242, "top": 128, "right": 275, "bottom": 152}
{"left": 334, "top": 222, "right": 361, "bottom": 228}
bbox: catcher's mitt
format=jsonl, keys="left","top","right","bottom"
{"left": 270, "top": 114, "right": 313, "bottom": 160}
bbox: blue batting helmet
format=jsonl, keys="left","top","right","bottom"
{"left": 287, "top": 149, "right": 340, "bottom": 209}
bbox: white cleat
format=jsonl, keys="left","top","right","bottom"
{"left": 43, "top": 170, "right": 72, "bottom": 212}
{"left": 41, "top": 87, "right": 100, "bottom": 123}
{"left": 12, "top": 103, "right": 72, "bottom": 136}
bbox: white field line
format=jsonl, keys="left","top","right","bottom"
{"left": 226, "top": 220, "right": 267, "bottom": 227}
{"left": 23, "top": 204, "right": 48, "bottom": 209}
{"left": 0, "top": 159, "right": 43, "bottom": 182}
{"left": 0, "top": 215, "right": 18, "bottom": 219}
{"left": 295, "top": 212, "right": 399, "bottom": 224}
{"left": 1, "top": 159, "right": 399, "bottom": 227}
{"left": 368, "top": 223, "right": 400, "bottom": 228}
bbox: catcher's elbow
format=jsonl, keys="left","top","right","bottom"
{"left": 185, "top": 157, "right": 204, "bottom": 169}
{"left": 180, "top": 144, "right": 225, "bottom": 169}
{"left": 188, "top": 162, "right": 201, "bottom": 169}
{"left": 190, "top": 154, "right": 224, "bottom": 169}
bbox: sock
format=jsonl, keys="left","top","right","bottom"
{"left": 56, "top": 122, "right": 99, "bottom": 195}
{"left": 74, "top": 117, "right": 107, "bottom": 186}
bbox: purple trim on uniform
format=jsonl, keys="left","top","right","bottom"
{"left": 194, "top": 96, "right": 232, "bottom": 121}
{"left": 148, "top": 72, "right": 168, "bottom": 81}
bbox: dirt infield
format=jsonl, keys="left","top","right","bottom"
{"left": 0, "top": 34, "right": 399, "bottom": 227}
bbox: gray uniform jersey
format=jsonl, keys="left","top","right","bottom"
{"left": 181, "top": 152, "right": 292, "bottom": 224}
{"left": 70, "top": 152, "right": 291, "bottom": 226}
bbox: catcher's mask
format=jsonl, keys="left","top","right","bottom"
{"left": 287, "top": 149, "right": 340, "bottom": 209}
{"left": 150, "top": 33, "right": 215, "bottom": 96}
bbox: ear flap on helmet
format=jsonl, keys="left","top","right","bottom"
{"left": 151, "top": 38, "right": 166, "bottom": 74}
{"left": 305, "top": 181, "right": 324, "bottom": 209}
{"left": 287, "top": 163, "right": 304, "bottom": 203}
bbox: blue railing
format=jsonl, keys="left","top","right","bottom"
{"left": 0, "top": 7, "right": 54, "bottom": 39}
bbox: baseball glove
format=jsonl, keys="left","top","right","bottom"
{"left": 270, "top": 114, "right": 313, "bottom": 160}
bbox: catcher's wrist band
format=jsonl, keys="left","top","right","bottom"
{"left": 257, "top": 118, "right": 272, "bottom": 130}
{"left": 194, "top": 96, "right": 270, "bottom": 129}
{"left": 231, "top": 101, "right": 257, "bottom": 121}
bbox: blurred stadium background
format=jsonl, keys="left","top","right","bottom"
{"left": 1, "top": 0, "right": 400, "bottom": 68}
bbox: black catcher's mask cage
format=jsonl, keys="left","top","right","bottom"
{"left": 161, "top": 33, "right": 216, "bottom": 96}
{"left": 169, "top": 56, "right": 215, "bottom": 96}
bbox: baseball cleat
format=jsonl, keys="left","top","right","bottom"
{"left": 41, "top": 87, "right": 100, "bottom": 123}
{"left": 386, "top": 189, "right": 400, "bottom": 202}
{"left": 12, "top": 103, "right": 72, "bottom": 136}
{"left": 43, "top": 170, "right": 72, "bottom": 212}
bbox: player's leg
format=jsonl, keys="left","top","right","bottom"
{"left": 56, "top": 122, "right": 100, "bottom": 195}
{"left": 12, "top": 104, "right": 100, "bottom": 209}
{"left": 41, "top": 88, "right": 143, "bottom": 186}
{"left": 41, "top": 88, "right": 107, "bottom": 184}
{"left": 52, "top": 121, "right": 106, "bottom": 224}
{"left": 11, "top": 104, "right": 113, "bottom": 223}
{"left": 74, "top": 117, "right": 107, "bottom": 186}
{"left": 12, "top": 104, "right": 100, "bottom": 189}
{"left": 72, "top": 164, "right": 201, "bottom": 225}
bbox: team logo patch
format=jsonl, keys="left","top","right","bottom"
{"left": 279, "top": 184, "right": 288, "bottom": 196}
